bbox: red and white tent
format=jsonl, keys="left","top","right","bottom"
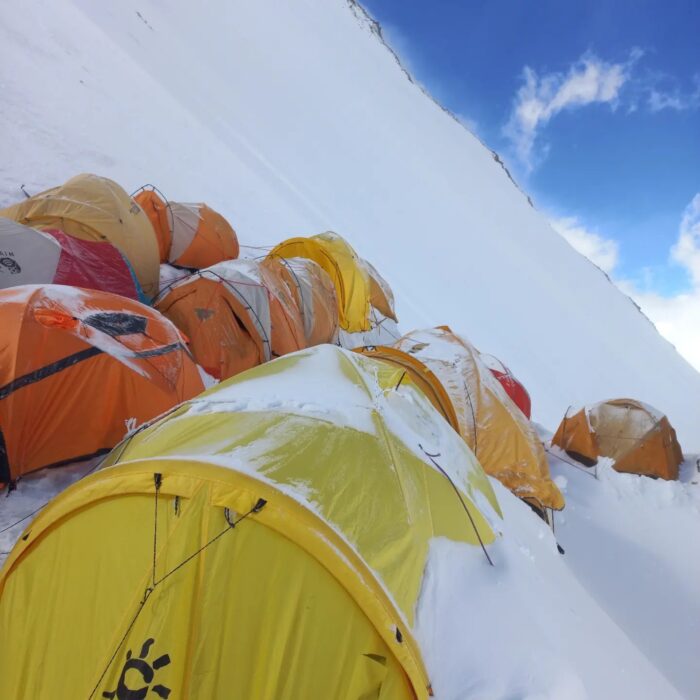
{"left": 0, "top": 218, "right": 144, "bottom": 301}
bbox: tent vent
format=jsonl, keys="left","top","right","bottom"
{"left": 83, "top": 312, "right": 148, "bottom": 336}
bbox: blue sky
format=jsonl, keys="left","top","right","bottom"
{"left": 363, "top": 0, "right": 700, "bottom": 297}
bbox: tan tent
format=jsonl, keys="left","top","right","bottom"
{"left": 265, "top": 256, "right": 339, "bottom": 346}
{"left": 0, "top": 174, "right": 159, "bottom": 298}
{"left": 394, "top": 326, "right": 565, "bottom": 512}
{"left": 156, "top": 259, "right": 304, "bottom": 380}
{"left": 551, "top": 399, "right": 683, "bottom": 480}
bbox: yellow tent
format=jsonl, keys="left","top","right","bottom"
{"left": 394, "top": 327, "right": 565, "bottom": 513}
{"left": 268, "top": 231, "right": 373, "bottom": 332}
{"left": 0, "top": 174, "right": 160, "bottom": 298}
{"left": 0, "top": 345, "right": 500, "bottom": 699}
{"left": 356, "top": 345, "right": 460, "bottom": 432}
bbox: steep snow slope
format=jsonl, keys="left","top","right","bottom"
{"left": 1, "top": 0, "right": 698, "bottom": 447}
{"left": 548, "top": 451, "right": 700, "bottom": 699}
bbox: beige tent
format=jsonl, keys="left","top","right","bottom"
{"left": 551, "top": 399, "right": 683, "bottom": 480}
{"left": 0, "top": 174, "right": 159, "bottom": 298}
{"left": 394, "top": 326, "right": 565, "bottom": 512}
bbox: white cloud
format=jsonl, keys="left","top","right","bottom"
{"left": 550, "top": 215, "right": 619, "bottom": 274}
{"left": 631, "top": 195, "right": 700, "bottom": 371}
{"left": 504, "top": 51, "right": 640, "bottom": 169}
{"left": 646, "top": 74, "right": 700, "bottom": 112}
{"left": 550, "top": 197, "right": 700, "bottom": 372}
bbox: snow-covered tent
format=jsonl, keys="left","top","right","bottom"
{"left": 135, "top": 186, "right": 239, "bottom": 269}
{"left": 0, "top": 174, "right": 160, "bottom": 298}
{"left": 393, "top": 326, "right": 564, "bottom": 513}
{"left": 0, "top": 218, "right": 146, "bottom": 301}
{"left": 269, "top": 232, "right": 372, "bottom": 330}
{"left": 156, "top": 258, "right": 304, "bottom": 380}
{"left": 479, "top": 353, "right": 532, "bottom": 419}
{"left": 551, "top": 398, "right": 683, "bottom": 480}
{"left": 0, "top": 345, "right": 500, "bottom": 699}
{"left": 263, "top": 256, "right": 339, "bottom": 346}
{"left": 0, "top": 285, "right": 204, "bottom": 485}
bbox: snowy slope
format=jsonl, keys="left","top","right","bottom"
{"left": 1, "top": 0, "right": 699, "bottom": 449}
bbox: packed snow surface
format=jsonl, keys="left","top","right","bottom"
{"left": 1, "top": 0, "right": 699, "bottom": 448}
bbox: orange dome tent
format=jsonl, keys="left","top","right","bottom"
{"left": 134, "top": 186, "right": 238, "bottom": 269}
{"left": 0, "top": 174, "right": 160, "bottom": 298}
{"left": 0, "top": 285, "right": 204, "bottom": 486}
{"left": 264, "top": 256, "right": 339, "bottom": 346}
{"left": 393, "top": 327, "right": 564, "bottom": 513}
{"left": 156, "top": 259, "right": 304, "bottom": 381}
{"left": 551, "top": 399, "right": 683, "bottom": 480}
{"left": 133, "top": 186, "right": 172, "bottom": 262}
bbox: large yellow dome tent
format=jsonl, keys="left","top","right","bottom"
{"left": 393, "top": 327, "right": 565, "bottom": 514}
{"left": 0, "top": 346, "right": 500, "bottom": 699}
{"left": 0, "top": 174, "right": 160, "bottom": 298}
{"left": 551, "top": 398, "right": 683, "bottom": 480}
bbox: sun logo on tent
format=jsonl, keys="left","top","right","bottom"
{"left": 102, "top": 638, "right": 171, "bottom": 700}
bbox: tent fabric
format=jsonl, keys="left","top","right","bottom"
{"left": 355, "top": 346, "right": 460, "bottom": 433}
{"left": 0, "top": 219, "right": 145, "bottom": 301}
{"left": 168, "top": 201, "right": 239, "bottom": 269}
{"left": 155, "top": 259, "right": 304, "bottom": 380}
{"left": 134, "top": 187, "right": 172, "bottom": 262}
{"left": 0, "top": 174, "right": 160, "bottom": 298}
{"left": 0, "top": 345, "right": 500, "bottom": 699}
{"left": 393, "top": 327, "right": 565, "bottom": 512}
{"left": 0, "top": 285, "right": 204, "bottom": 485}
{"left": 362, "top": 258, "right": 398, "bottom": 322}
{"left": 480, "top": 353, "right": 532, "bottom": 419}
{"left": 264, "top": 255, "right": 339, "bottom": 346}
{"left": 551, "top": 399, "right": 683, "bottom": 480}
{"left": 269, "top": 231, "right": 373, "bottom": 333}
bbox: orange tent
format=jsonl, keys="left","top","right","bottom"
{"left": 156, "top": 259, "right": 305, "bottom": 381}
{"left": 264, "top": 256, "right": 339, "bottom": 346}
{"left": 393, "top": 327, "right": 564, "bottom": 513}
{"left": 0, "top": 285, "right": 204, "bottom": 485}
{"left": 551, "top": 399, "right": 683, "bottom": 480}
{"left": 133, "top": 186, "right": 172, "bottom": 262}
{"left": 134, "top": 187, "right": 238, "bottom": 269}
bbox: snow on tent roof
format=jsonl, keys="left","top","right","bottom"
{"left": 0, "top": 344, "right": 501, "bottom": 699}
